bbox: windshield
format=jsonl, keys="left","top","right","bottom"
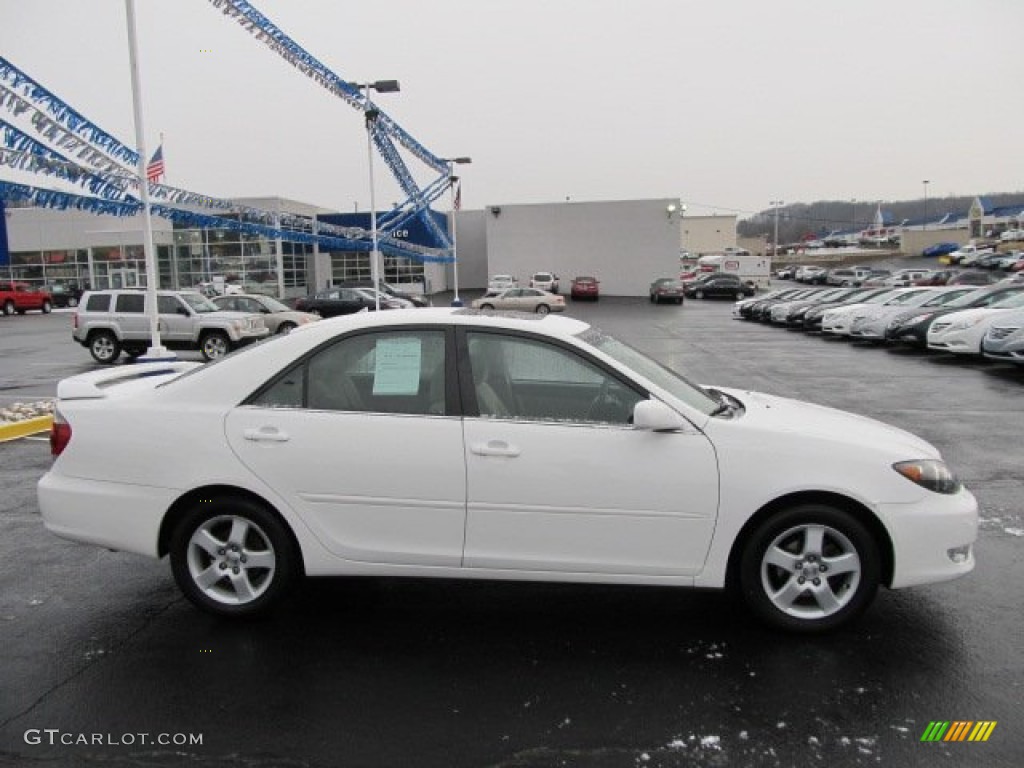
{"left": 180, "top": 293, "right": 219, "bottom": 313}
{"left": 992, "top": 292, "right": 1024, "bottom": 309}
{"left": 578, "top": 327, "right": 718, "bottom": 416}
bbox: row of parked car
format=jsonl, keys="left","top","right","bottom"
{"left": 733, "top": 277, "right": 1024, "bottom": 364}
{"left": 778, "top": 262, "right": 1017, "bottom": 289}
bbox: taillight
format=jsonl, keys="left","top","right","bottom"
{"left": 50, "top": 408, "right": 71, "bottom": 457}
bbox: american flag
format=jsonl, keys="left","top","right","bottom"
{"left": 146, "top": 145, "right": 165, "bottom": 183}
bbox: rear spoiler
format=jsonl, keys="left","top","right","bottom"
{"left": 57, "top": 361, "right": 203, "bottom": 400}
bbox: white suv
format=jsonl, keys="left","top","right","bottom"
{"left": 73, "top": 289, "right": 269, "bottom": 364}
{"left": 529, "top": 271, "right": 559, "bottom": 294}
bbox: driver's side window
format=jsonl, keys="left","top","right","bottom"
{"left": 465, "top": 333, "right": 643, "bottom": 425}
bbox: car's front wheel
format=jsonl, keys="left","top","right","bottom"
{"left": 88, "top": 331, "right": 121, "bottom": 364}
{"left": 695, "top": 290, "right": 705, "bottom": 299}
{"left": 739, "top": 503, "right": 880, "bottom": 632}
{"left": 276, "top": 321, "right": 296, "bottom": 335}
{"left": 200, "top": 331, "right": 231, "bottom": 361}
{"left": 535, "top": 304, "right": 551, "bottom": 315}
{"left": 170, "top": 497, "right": 297, "bottom": 617}
{"left": 41, "top": 300, "right": 52, "bottom": 314}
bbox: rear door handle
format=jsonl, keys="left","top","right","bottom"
{"left": 470, "top": 439, "right": 521, "bottom": 458}
{"left": 243, "top": 426, "right": 290, "bottom": 443}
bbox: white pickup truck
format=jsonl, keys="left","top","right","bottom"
{"left": 948, "top": 243, "right": 993, "bottom": 265}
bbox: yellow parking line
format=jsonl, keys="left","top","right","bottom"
{"left": 0, "top": 415, "right": 54, "bottom": 443}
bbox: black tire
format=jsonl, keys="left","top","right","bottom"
{"left": 88, "top": 331, "right": 121, "bottom": 364}
{"left": 169, "top": 496, "right": 298, "bottom": 617}
{"left": 479, "top": 303, "right": 495, "bottom": 313}
{"left": 277, "top": 321, "right": 297, "bottom": 335}
{"left": 736, "top": 291, "right": 745, "bottom": 300}
{"left": 695, "top": 290, "right": 705, "bottom": 299}
{"left": 676, "top": 298, "right": 683, "bottom": 305}
{"left": 200, "top": 331, "right": 231, "bottom": 362}
{"left": 68, "top": 297, "right": 79, "bottom": 308}
{"left": 739, "top": 503, "right": 880, "bottom": 633}
{"left": 649, "top": 295, "right": 655, "bottom": 303}
{"left": 535, "top": 304, "right": 551, "bottom": 315}
{"left": 42, "top": 300, "right": 52, "bottom": 314}
{"left": 2, "top": 300, "right": 13, "bottom": 316}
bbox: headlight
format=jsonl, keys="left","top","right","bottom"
{"left": 902, "top": 313, "right": 933, "bottom": 325}
{"left": 893, "top": 460, "right": 961, "bottom": 494}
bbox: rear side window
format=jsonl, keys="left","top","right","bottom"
{"left": 84, "top": 294, "right": 111, "bottom": 312}
{"left": 115, "top": 294, "right": 145, "bottom": 313}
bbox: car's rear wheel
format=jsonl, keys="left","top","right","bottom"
{"left": 2, "top": 300, "right": 13, "bottom": 316}
{"left": 170, "top": 497, "right": 297, "bottom": 617}
{"left": 277, "top": 321, "right": 296, "bottom": 335}
{"left": 42, "top": 300, "right": 52, "bottom": 314}
{"left": 535, "top": 304, "right": 551, "bottom": 315}
{"left": 479, "top": 303, "right": 495, "bottom": 313}
{"left": 88, "top": 331, "right": 121, "bottom": 364}
{"left": 200, "top": 331, "right": 231, "bottom": 361}
{"left": 68, "top": 297, "right": 79, "bottom": 308}
{"left": 739, "top": 503, "right": 880, "bottom": 633}
{"left": 736, "top": 291, "right": 745, "bottom": 300}
{"left": 695, "top": 290, "right": 705, "bottom": 299}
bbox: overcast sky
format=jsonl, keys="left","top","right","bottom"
{"left": 2, "top": 0, "right": 1023, "bottom": 220}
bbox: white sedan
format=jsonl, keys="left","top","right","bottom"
{"left": 926, "top": 291, "right": 1024, "bottom": 355}
{"left": 38, "top": 309, "right": 977, "bottom": 632}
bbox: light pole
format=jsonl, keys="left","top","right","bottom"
{"left": 444, "top": 156, "right": 472, "bottom": 306}
{"left": 352, "top": 79, "right": 400, "bottom": 311}
{"left": 923, "top": 180, "right": 930, "bottom": 231}
{"left": 770, "top": 200, "right": 784, "bottom": 259}
{"left": 850, "top": 198, "right": 857, "bottom": 238}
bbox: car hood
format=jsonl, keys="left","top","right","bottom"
{"left": 712, "top": 387, "right": 939, "bottom": 460}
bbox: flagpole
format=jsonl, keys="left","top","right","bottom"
{"left": 124, "top": 0, "right": 170, "bottom": 360}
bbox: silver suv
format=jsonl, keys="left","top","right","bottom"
{"left": 72, "top": 289, "right": 270, "bottom": 364}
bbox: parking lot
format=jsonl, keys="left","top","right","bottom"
{"left": 1, "top": 297, "right": 1021, "bottom": 767}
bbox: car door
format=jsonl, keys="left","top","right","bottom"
{"left": 225, "top": 327, "right": 466, "bottom": 566}
{"left": 155, "top": 294, "right": 194, "bottom": 343}
{"left": 459, "top": 329, "right": 720, "bottom": 577}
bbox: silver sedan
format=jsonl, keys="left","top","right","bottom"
{"left": 212, "top": 294, "right": 320, "bottom": 334}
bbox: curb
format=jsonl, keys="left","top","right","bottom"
{"left": 0, "top": 415, "right": 54, "bottom": 443}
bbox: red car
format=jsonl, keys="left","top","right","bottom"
{"left": 570, "top": 275, "right": 600, "bottom": 301}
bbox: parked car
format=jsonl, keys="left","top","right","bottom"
{"left": 529, "top": 271, "right": 560, "bottom": 294}
{"left": 774, "top": 265, "right": 800, "bottom": 280}
{"left": 339, "top": 280, "right": 430, "bottom": 307}
{"left": 42, "top": 283, "right": 84, "bottom": 308}
{"left": 912, "top": 270, "right": 955, "bottom": 286}
{"left": 487, "top": 274, "right": 518, "bottom": 293}
{"left": 72, "top": 289, "right": 269, "bottom": 363}
{"left": 0, "top": 281, "right": 52, "bottom": 315}
{"left": 212, "top": 294, "right": 320, "bottom": 334}
{"left": 826, "top": 267, "right": 873, "bottom": 286}
{"left": 684, "top": 273, "right": 755, "bottom": 300}
{"left": 821, "top": 289, "right": 917, "bottom": 337}
{"left": 769, "top": 287, "right": 855, "bottom": 326}
{"left": 859, "top": 269, "right": 892, "bottom": 286}
{"left": 471, "top": 287, "right": 565, "bottom": 314}
{"left": 927, "top": 291, "right": 1024, "bottom": 356}
{"left": 570, "top": 276, "right": 600, "bottom": 301}
{"left": 649, "top": 278, "right": 685, "bottom": 304}
{"left": 998, "top": 229, "right": 1023, "bottom": 242}
{"left": 949, "top": 244, "right": 993, "bottom": 266}
{"left": 878, "top": 269, "right": 933, "bottom": 287}
{"left": 38, "top": 308, "right": 978, "bottom": 631}
{"left": 294, "top": 287, "right": 407, "bottom": 317}
{"left": 847, "top": 287, "right": 975, "bottom": 342}
{"left": 946, "top": 270, "right": 997, "bottom": 286}
{"left": 796, "top": 266, "right": 828, "bottom": 284}
{"left": 884, "top": 284, "right": 1024, "bottom": 348}
{"left": 981, "top": 311, "right": 1024, "bottom": 364}
{"left": 801, "top": 288, "right": 894, "bottom": 332}
{"left": 922, "top": 242, "right": 960, "bottom": 258}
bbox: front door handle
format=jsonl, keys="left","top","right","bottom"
{"left": 243, "top": 426, "right": 290, "bottom": 443}
{"left": 470, "top": 439, "right": 521, "bottom": 458}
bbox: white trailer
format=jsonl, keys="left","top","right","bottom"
{"left": 697, "top": 253, "right": 772, "bottom": 291}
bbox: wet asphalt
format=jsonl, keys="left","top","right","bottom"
{"left": 0, "top": 288, "right": 1021, "bottom": 768}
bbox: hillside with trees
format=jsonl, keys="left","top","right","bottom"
{"left": 738, "top": 192, "right": 1024, "bottom": 244}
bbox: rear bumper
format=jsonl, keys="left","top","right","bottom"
{"left": 38, "top": 471, "right": 173, "bottom": 558}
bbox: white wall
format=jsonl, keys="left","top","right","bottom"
{"left": 6, "top": 207, "right": 175, "bottom": 251}
{"left": 484, "top": 199, "right": 680, "bottom": 297}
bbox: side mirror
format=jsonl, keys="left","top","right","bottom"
{"left": 177, "top": 306, "right": 190, "bottom": 316}
{"left": 633, "top": 399, "right": 686, "bottom": 431}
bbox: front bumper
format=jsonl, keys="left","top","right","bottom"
{"left": 878, "top": 487, "right": 978, "bottom": 589}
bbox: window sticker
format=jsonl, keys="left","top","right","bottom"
{"left": 372, "top": 337, "right": 422, "bottom": 395}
